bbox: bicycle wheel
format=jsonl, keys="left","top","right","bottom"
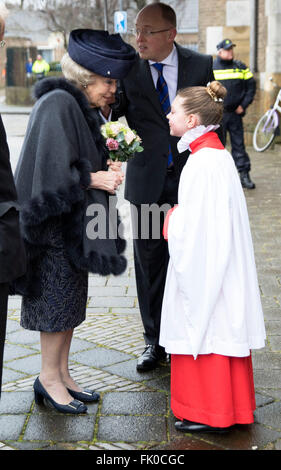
{"left": 253, "top": 110, "right": 278, "bottom": 152}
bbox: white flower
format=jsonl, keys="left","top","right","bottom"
{"left": 124, "top": 130, "right": 136, "bottom": 145}
{"left": 110, "top": 122, "right": 124, "bottom": 136}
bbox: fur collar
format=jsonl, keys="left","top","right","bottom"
{"left": 34, "top": 76, "right": 87, "bottom": 106}
{"left": 33, "top": 77, "right": 106, "bottom": 154}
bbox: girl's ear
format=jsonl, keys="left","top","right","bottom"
{"left": 186, "top": 113, "right": 200, "bottom": 129}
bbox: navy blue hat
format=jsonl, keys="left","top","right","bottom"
{"left": 68, "top": 29, "right": 136, "bottom": 79}
{"left": 216, "top": 38, "right": 236, "bottom": 50}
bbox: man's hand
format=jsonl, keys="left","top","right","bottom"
{"left": 235, "top": 105, "right": 244, "bottom": 115}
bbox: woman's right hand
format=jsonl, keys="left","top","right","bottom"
{"left": 89, "top": 170, "right": 124, "bottom": 194}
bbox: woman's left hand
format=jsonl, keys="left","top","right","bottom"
{"left": 89, "top": 170, "right": 124, "bottom": 194}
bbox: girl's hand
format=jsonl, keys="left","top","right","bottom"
{"left": 163, "top": 205, "right": 178, "bottom": 241}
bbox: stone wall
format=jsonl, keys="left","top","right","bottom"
{"left": 199, "top": 0, "right": 281, "bottom": 145}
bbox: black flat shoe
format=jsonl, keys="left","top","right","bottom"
{"left": 175, "top": 419, "right": 231, "bottom": 433}
{"left": 136, "top": 345, "right": 167, "bottom": 372}
{"left": 33, "top": 377, "right": 87, "bottom": 414}
{"left": 67, "top": 388, "right": 100, "bottom": 403}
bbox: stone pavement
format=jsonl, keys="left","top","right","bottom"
{"left": 0, "top": 111, "right": 280, "bottom": 451}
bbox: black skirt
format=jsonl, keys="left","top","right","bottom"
{"left": 20, "top": 218, "right": 88, "bottom": 332}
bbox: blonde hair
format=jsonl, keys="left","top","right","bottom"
{"left": 177, "top": 81, "right": 227, "bottom": 126}
{"left": 60, "top": 52, "right": 97, "bottom": 90}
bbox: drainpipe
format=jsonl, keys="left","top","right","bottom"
{"left": 104, "top": 0, "right": 108, "bottom": 31}
{"left": 250, "top": 0, "right": 258, "bottom": 72}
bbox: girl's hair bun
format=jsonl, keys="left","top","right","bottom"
{"left": 206, "top": 81, "right": 227, "bottom": 102}
{"left": 177, "top": 80, "right": 227, "bottom": 126}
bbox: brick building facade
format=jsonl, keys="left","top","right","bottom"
{"left": 198, "top": 0, "right": 281, "bottom": 143}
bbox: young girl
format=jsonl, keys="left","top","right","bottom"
{"left": 160, "top": 81, "right": 266, "bottom": 433}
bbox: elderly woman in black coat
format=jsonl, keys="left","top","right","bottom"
{"left": 14, "top": 30, "right": 136, "bottom": 414}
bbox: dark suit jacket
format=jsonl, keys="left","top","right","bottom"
{"left": 113, "top": 43, "right": 216, "bottom": 205}
{"left": 0, "top": 115, "right": 26, "bottom": 284}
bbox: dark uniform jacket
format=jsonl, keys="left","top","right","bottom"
{"left": 213, "top": 57, "right": 256, "bottom": 114}
{"left": 0, "top": 116, "right": 26, "bottom": 284}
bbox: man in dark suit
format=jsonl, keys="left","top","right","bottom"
{"left": 0, "top": 11, "right": 26, "bottom": 396}
{"left": 109, "top": 3, "right": 216, "bottom": 371}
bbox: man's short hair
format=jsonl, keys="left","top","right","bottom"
{"left": 156, "top": 3, "right": 177, "bottom": 27}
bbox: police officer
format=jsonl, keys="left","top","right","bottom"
{"left": 213, "top": 39, "right": 256, "bottom": 189}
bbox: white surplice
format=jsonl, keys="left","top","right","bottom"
{"left": 159, "top": 132, "right": 266, "bottom": 359}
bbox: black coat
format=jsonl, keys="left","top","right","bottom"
{"left": 13, "top": 78, "right": 126, "bottom": 297}
{"left": 113, "top": 43, "right": 216, "bottom": 205}
{"left": 0, "top": 115, "right": 26, "bottom": 284}
{"left": 0, "top": 116, "right": 26, "bottom": 398}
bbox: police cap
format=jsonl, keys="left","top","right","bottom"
{"left": 216, "top": 38, "right": 236, "bottom": 51}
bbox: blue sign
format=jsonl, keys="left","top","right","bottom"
{"left": 114, "top": 11, "right": 127, "bottom": 33}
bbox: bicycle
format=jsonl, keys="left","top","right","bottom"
{"left": 253, "top": 77, "right": 281, "bottom": 152}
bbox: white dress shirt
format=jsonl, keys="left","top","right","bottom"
{"left": 149, "top": 44, "right": 179, "bottom": 104}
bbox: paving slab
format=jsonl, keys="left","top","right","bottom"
{"left": 0, "top": 415, "right": 27, "bottom": 440}
{"left": 101, "top": 391, "right": 167, "bottom": 415}
{"left": 71, "top": 347, "right": 133, "bottom": 368}
{"left": 0, "top": 391, "right": 34, "bottom": 414}
{"left": 97, "top": 416, "right": 167, "bottom": 443}
{"left": 24, "top": 414, "right": 96, "bottom": 442}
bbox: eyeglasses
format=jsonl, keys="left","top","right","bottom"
{"left": 0, "top": 40, "right": 6, "bottom": 48}
{"left": 132, "top": 28, "right": 172, "bottom": 37}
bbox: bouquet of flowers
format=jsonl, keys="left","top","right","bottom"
{"left": 101, "top": 121, "right": 143, "bottom": 162}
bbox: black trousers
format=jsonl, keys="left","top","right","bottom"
{"left": 131, "top": 170, "right": 179, "bottom": 345}
{"left": 222, "top": 111, "right": 251, "bottom": 173}
{"left": 0, "top": 283, "right": 9, "bottom": 397}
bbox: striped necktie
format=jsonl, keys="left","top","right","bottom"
{"left": 152, "top": 63, "right": 173, "bottom": 167}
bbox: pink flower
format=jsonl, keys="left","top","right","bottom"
{"left": 106, "top": 138, "right": 119, "bottom": 151}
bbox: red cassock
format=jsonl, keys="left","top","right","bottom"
{"left": 171, "top": 353, "right": 256, "bottom": 428}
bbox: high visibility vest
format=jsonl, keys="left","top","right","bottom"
{"left": 213, "top": 67, "right": 253, "bottom": 81}
{"left": 32, "top": 60, "right": 50, "bottom": 74}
